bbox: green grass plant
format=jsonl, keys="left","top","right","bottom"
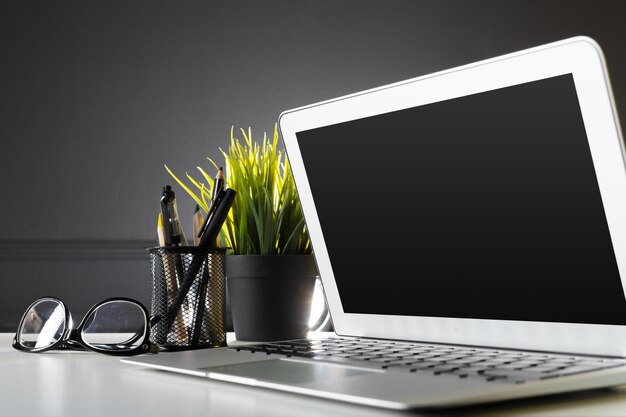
{"left": 166, "top": 126, "right": 311, "bottom": 255}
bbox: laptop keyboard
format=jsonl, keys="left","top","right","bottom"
{"left": 230, "top": 337, "right": 625, "bottom": 384}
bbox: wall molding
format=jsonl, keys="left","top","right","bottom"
{"left": 0, "top": 239, "right": 155, "bottom": 260}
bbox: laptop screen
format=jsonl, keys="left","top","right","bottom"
{"left": 295, "top": 73, "right": 626, "bottom": 326}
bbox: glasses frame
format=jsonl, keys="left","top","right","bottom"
{"left": 13, "top": 296, "right": 159, "bottom": 356}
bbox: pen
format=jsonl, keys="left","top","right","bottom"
{"left": 160, "top": 185, "right": 193, "bottom": 336}
{"left": 156, "top": 212, "right": 188, "bottom": 343}
{"left": 199, "top": 189, "right": 234, "bottom": 342}
{"left": 197, "top": 168, "right": 225, "bottom": 239}
{"left": 161, "top": 185, "right": 188, "bottom": 246}
{"left": 197, "top": 189, "right": 225, "bottom": 239}
{"left": 212, "top": 168, "right": 225, "bottom": 246}
{"left": 199, "top": 188, "right": 236, "bottom": 248}
{"left": 191, "top": 266, "right": 210, "bottom": 345}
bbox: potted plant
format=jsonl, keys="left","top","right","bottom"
{"left": 167, "top": 126, "right": 319, "bottom": 341}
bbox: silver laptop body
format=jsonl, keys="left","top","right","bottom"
{"left": 124, "top": 37, "right": 626, "bottom": 410}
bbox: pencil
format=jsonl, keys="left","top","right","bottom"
{"left": 197, "top": 167, "right": 225, "bottom": 239}
{"left": 157, "top": 212, "right": 188, "bottom": 344}
{"left": 212, "top": 167, "right": 224, "bottom": 203}
{"left": 157, "top": 212, "right": 166, "bottom": 246}
{"left": 192, "top": 204, "right": 203, "bottom": 246}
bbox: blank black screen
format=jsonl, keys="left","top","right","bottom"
{"left": 296, "top": 74, "right": 626, "bottom": 325}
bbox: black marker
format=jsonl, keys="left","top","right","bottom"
{"left": 199, "top": 188, "right": 236, "bottom": 248}
{"left": 160, "top": 185, "right": 188, "bottom": 246}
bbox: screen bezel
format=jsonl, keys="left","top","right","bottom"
{"left": 279, "top": 37, "right": 626, "bottom": 357}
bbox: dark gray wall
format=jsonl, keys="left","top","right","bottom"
{"left": 2, "top": 0, "right": 626, "bottom": 330}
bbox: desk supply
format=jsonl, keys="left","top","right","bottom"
{"left": 202, "top": 167, "right": 225, "bottom": 246}
{"left": 158, "top": 186, "right": 191, "bottom": 338}
{"left": 153, "top": 176, "right": 235, "bottom": 349}
{"left": 149, "top": 247, "right": 226, "bottom": 350}
{"left": 212, "top": 167, "right": 225, "bottom": 202}
{"left": 192, "top": 204, "right": 203, "bottom": 246}
{"left": 157, "top": 212, "right": 188, "bottom": 343}
{"left": 197, "top": 167, "right": 226, "bottom": 240}
{"left": 199, "top": 188, "right": 236, "bottom": 247}
{"left": 157, "top": 213, "right": 166, "bottom": 246}
{"left": 197, "top": 188, "right": 225, "bottom": 239}
{"left": 162, "top": 188, "right": 236, "bottom": 337}
{"left": 160, "top": 185, "right": 188, "bottom": 246}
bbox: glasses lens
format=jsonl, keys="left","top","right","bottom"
{"left": 81, "top": 301, "right": 146, "bottom": 351}
{"left": 18, "top": 298, "right": 66, "bottom": 349}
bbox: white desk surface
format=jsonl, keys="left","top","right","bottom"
{"left": 3, "top": 333, "right": 626, "bottom": 417}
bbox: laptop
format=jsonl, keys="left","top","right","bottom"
{"left": 124, "top": 36, "right": 626, "bottom": 410}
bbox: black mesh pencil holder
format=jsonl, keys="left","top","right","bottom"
{"left": 148, "top": 246, "right": 227, "bottom": 351}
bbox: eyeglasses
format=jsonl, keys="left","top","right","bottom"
{"left": 13, "top": 297, "right": 159, "bottom": 356}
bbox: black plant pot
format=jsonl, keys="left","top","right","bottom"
{"left": 226, "top": 255, "right": 318, "bottom": 342}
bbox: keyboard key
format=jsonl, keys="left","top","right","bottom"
{"left": 431, "top": 348, "right": 455, "bottom": 353}
{"left": 550, "top": 356, "right": 578, "bottom": 361}
{"left": 336, "top": 347, "right": 362, "bottom": 352}
{"left": 409, "top": 363, "right": 437, "bottom": 372}
{"left": 410, "top": 353, "right": 442, "bottom": 359}
{"left": 446, "top": 358, "right": 485, "bottom": 365}
{"left": 323, "top": 348, "right": 349, "bottom": 353}
{"left": 435, "top": 354, "right": 470, "bottom": 361}
{"left": 420, "top": 358, "right": 449, "bottom": 365}
{"left": 430, "top": 365, "right": 461, "bottom": 374}
{"left": 372, "top": 345, "right": 399, "bottom": 350}
{"left": 460, "top": 366, "right": 491, "bottom": 375}
{"left": 476, "top": 358, "right": 515, "bottom": 366}
{"left": 454, "top": 349, "right": 478, "bottom": 354}
{"left": 374, "top": 349, "right": 403, "bottom": 355}
{"left": 481, "top": 369, "right": 547, "bottom": 381}
{"left": 474, "top": 350, "right": 500, "bottom": 355}
{"left": 516, "top": 365, "right": 564, "bottom": 373}
{"left": 350, "top": 355, "right": 382, "bottom": 361}
{"left": 412, "top": 347, "right": 435, "bottom": 352}
{"left": 508, "top": 360, "right": 545, "bottom": 368}
{"left": 521, "top": 354, "right": 551, "bottom": 360}
{"left": 575, "top": 360, "right": 615, "bottom": 367}
{"left": 485, "top": 376, "right": 509, "bottom": 382}
{"left": 498, "top": 353, "right": 524, "bottom": 359}
{"left": 368, "top": 357, "right": 404, "bottom": 364}
{"left": 556, "top": 365, "right": 607, "bottom": 376}
{"left": 493, "top": 363, "right": 535, "bottom": 370}
{"left": 352, "top": 346, "right": 377, "bottom": 351}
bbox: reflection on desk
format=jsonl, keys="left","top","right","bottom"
{"left": 1, "top": 333, "right": 626, "bottom": 417}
